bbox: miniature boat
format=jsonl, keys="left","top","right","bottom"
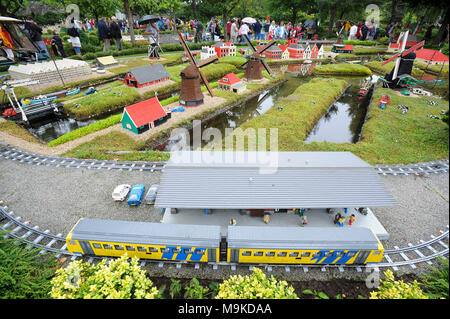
{"left": 357, "top": 80, "right": 373, "bottom": 100}
{"left": 20, "top": 87, "right": 80, "bottom": 106}
{"left": 303, "top": 59, "right": 312, "bottom": 64}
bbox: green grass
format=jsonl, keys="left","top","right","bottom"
{"left": 414, "top": 61, "right": 449, "bottom": 76}
{"left": 63, "top": 85, "right": 141, "bottom": 120}
{"left": 420, "top": 257, "right": 449, "bottom": 299}
{"left": 223, "top": 78, "right": 348, "bottom": 151}
{"left": 0, "top": 120, "right": 41, "bottom": 144}
{"left": 353, "top": 47, "right": 388, "bottom": 55}
{"left": 364, "top": 60, "right": 425, "bottom": 78}
{"left": 108, "top": 54, "right": 183, "bottom": 75}
{"left": 62, "top": 131, "right": 170, "bottom": 161}
{"left": 216, "top": 56, "right": 247, "bottom": 67}
{"left": 313, "top": 63, "right": 372, "bottom": 76}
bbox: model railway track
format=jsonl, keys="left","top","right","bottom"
{"left": 0, "top": 147, "right": 165, "bottom": 172}
{"left": 0, "top": 146, "right": 449, "bottom": 176}
{"left": 1, "top": 201, "right": 448, "bottom": 273}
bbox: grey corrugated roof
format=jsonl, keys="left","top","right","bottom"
{"left": 155, "top": 152, "right": 396, "bottom": 209}
{"left": 227, "top": 226, "right": 379, "bottom": 250}
{"left": 71, "top": 218, "right": 221, "bottom": 247}
{"left": 129, "top": 63, "right": 170, "bottom": 85}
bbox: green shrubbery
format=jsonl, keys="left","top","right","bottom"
{"left": 370, "top": 270, "right": 428, "bottom": 299}
{"left": 313, "top": 63, "right": 372, "bottom": 75}
{"left": 215, "top": 267, "right": 298, "bottom": 299}
{"left": 50, "top": 255, "right": 161, "bottom": 299}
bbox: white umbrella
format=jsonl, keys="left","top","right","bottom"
{"left": 242, "top": 17, "right": 256, "bottom": 24}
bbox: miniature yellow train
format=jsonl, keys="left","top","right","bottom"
{"left": 67, "top": 218, "right": 384, "bottom": 265}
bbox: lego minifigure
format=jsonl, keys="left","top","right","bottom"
{"left": 349, "top": 214, "right": 356, "bottom": 226}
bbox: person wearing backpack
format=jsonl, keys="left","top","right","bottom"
{"left": 67, "top": 18, "right": 82, "bottom": 56}
{"left": 25, "top": 18, "right": 49, "bottom": 57}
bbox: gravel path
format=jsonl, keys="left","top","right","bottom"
{"left": 0, "top": 158, "right": 448, "bottom": 280}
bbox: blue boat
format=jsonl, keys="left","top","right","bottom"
{"left": 20, "top": 87, "right": 80, "bottom": 106}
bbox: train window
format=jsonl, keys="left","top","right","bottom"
{"left": 266, "top": 251, "right": 275, "bottom": 257}
{"left": 254, "top": 252, "right": 263, "bottom": 257}
{"left": 313, "top": 252, "right": 322, "bottom": 258}
{"left": 183, "top": 249, "right": 192, "bottom": 254}
{"left": 242, "top": 251, "right": 252, "bottom": 256}
{"left": 195, "top": 249, "right": 205, "bottom": 255}
{"left": 126, "top": 246, "right": 135, "bottom": 251}
{"left": 301, "top": 252, "right": 311, "bottom": 257}
{"left": 372, "top": 251, "right": 381, "bottom": 255}
{"left": 325, "top": 252, "right": 333, "bottom": 257}
{"left": 69, "top": 240, "right": 77, "bottom": 246}
{"left": 345, "top": 252, "right": 356, "bottom": 257}
{"left": 114, "top": 245, "right": 124, "bottom": 250}
{"left": 103, "top": 244, "right": 112, "bottom": 250}
{"left": 92, "top": 243, "right": 101, "bottom": 249}
{"left": 161, "top": 248, "right": 170, "bottom": 253}
{"left": 172, "top": 248, "right": 181, "bottom": 253}
{"left": 148, "top": 247, "right": 158, "bottom": 253}
{"left": 289, "top": 252, "right": 299, "bottom": 257}
{"left": 277, "top": 252, "right": 287, "bottom": 257}
{"left": 137, "top": 246, "right": 147, "bottom": 252}
{"left": 336, "top": 252, "right": 345, "bottom": 257}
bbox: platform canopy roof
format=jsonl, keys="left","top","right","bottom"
{"left": 155, "top": 151, "right": 396, "bottom": 209}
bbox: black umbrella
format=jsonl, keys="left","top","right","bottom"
{"left": 138, "top": 15, "right": 159, "bottom": 25}
{"left": 304, "top": 19, "right": 316, "bottom": 29}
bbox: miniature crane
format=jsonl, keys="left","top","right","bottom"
{"left": 178, "top": 33, "right": 218, "bottom": 106}
{"left": 241, "top": 35, "right": 276, "bottom": 81}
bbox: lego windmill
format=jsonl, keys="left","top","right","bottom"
{"left": 381, "top": 30, "right": 424, "bottom": 88}
{"left": 178, "top": 33, "right": 218, "bottom": 106}
{"left": 241, "top": 35, "right": 276, "bottom": 81}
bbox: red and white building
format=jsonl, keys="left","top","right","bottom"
{"left": 213, "top": 41, "right": 236, "bottom": 58}
{"left": 414, "top": 49, "right": 449, "bottom": 65}
{"left": 218, "top": 73, "right": 246, "bottom": 94}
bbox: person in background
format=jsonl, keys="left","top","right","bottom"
{"left": 263, "top": 19, "right": 270, "bottom": 40}
{"left": 97, "top": 17, "right": 110, "bottom": 51}
{"left": 194, "top": 19, "right": 203, "bottom": 43}
{"left": 25, "top": 18, "right": 49, "bottom": 57}
{"left": 230, "top": 19, "right": 238, "bottom": 43}
{"left": 144, "top": 20, "right": 159, "bottom": 59}
{"left": 85, "top": 19, "right": 92, "bottom": 32}
{"left": 51, "top": 30, "right": 66, "bottom": 58}
{"left": 109, "top": 16, "right": 122, "bottom": 51}
{"left": 388, "top": 22, "right": 398, "bottom": 43}
{"left": 226, "top": 20, "right": 232, "bottom": 41}
{"left": 213, "top": 19, "right": 221, "bottom": 41}
{"left": 344, "top": 20, "right": 351, "bottom": 38}
{"left": 268, "top": 20, "right": 276, "bottom": 40}
{"left": 254, "top": 19, "right": 262, "bottom": 40}
{"left": 349, "top": 22, "right": 358, "bottom": 41}
{"left": 67, "top": 18, "right": 81, "bottom": 56}
{"left": 239, "top": 22, "right": 249, "bottom": 42}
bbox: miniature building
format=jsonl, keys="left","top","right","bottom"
{"left": 317, "top": 44, "right": 324, "bottom": 59}
{"left": 200, "top": 46, "right": 216, "bottom": 60}
{"left": 258, "top": 45, "right": 282, "bottom": 60}
{"left": 331, "top": 44, "right": 354, "bottom": 54}
{"left": 8, "top": 58, "right": 92, "bottom": 85}
{"left": 304, "top": 44, "right": 312, "bottom": 59}
{"left": 213, "top": 42, "right": 236, "bottom": 58}
{"left": 96, "top": 55, "right": 119, "bottom": 68}
{"left": 287, "top": 43, "right": 305, "bottom": 59}
{"left": 414, "top": 49, "right": 449, "bottom": 65}
{"left": 310, "top": 44, "right": 319, "bottom": 59}
{"left": 123, "top": 63, "right": 170, "bottom": 88}
{"left": 278, "top": 45, "right": 290, "bottom": 60}
{"left": 121, "top": 97, "right": 171, "bottom": 134}
{"left": 218, "top": 73, "right": 246, "bottom": 94}
{"left": 155, "top": 151, "right": 396, "bottom": 239}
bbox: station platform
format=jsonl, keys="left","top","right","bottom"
{"left": 161, "top": 207, "right": 390, "bottom": 240}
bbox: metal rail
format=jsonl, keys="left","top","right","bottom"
{"left": 1, "top": 201, "right": 447, "bottom": 273}
{"left": 1, "top": 146, "right": 449, "bottom": 176}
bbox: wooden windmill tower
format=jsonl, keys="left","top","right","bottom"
{"left": 241, "top": 35, "right": 276, "bottom": 81}
{"left": 178, "top": 33, "right": 218, "bottom": 106}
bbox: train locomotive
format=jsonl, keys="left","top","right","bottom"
{"left": 66, "top": 218, "right": 384, "bottom": 265}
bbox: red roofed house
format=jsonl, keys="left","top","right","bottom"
{"left": 279, "top": 45, "right": 289, "bottom": 60}
{"left": 415, "top": 49, "right": 449, "bottom": 65}
{"left": 218, "top": 73, "right": 246, "bottom": 94}
{"left": 121, "top": 97, "right": 171, "bottom": 134}
{"left": 331, "top": 44, "right": 354, "bottom": 53}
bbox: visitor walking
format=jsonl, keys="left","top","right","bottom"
{"left": 25, "top": 18, "right": 49, "bottom": 57}
{"left": 145, "top": 21, "right": 159, "bottom": 59}
{"left": 109, "top": 17, "right": 122, "bottom": 51}
{"left": 98, "top": 17, "right": 111, "bottom": 51}
{"left": 349, "top": 22, "right": 358, "bottom": 40}
{"left": 67, "top": 18, "right": 81, "bottom": 56}
{"left": 230, "top": 19, "right": 239, "bottom": 43}
{"left": 51, "top": 30, "right": 66, "bottom": 57}
{"left": 254, "top": 19, "right": 262, "bottom": 40}
{"left": 239, "top": 22, "right": 250, "bottom": 42}
{"left": 194, "top": 19, "right": 203, "bottom": 43}
{"left": 263, "top": 19, "right": 270, "bottom": 40}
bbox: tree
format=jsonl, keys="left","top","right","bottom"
{"left": 0, "top": 0, "right": 30, "bottom": 17}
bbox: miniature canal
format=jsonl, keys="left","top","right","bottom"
{"left": 25, "top": 62, "right": 376, "bottom": 147}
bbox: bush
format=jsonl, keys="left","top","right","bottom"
{"left": 369, "top": 270, "right": 428, "bottom": 299}
{"left": 50, "top": 254, "right": 161, "bottom": 299}
{"left": 442, "top": 110, "right": 449, "bottom": 126}
{"left": 442, "top": 43, "right": 449, "bottom": 57}
{"left": 215, "top": 267, "right": 298, "bottom": 299}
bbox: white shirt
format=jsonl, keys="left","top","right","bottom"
{"left": 349, "top": 25, "right": 358, "bottom": 36}
{"left": 231, "top": 23, "right": 238, "bottom": 36}
{"left": 239, "top": 24, "right": 249, "bottom": 35}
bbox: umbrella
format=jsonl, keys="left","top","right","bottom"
{"left": 138, "top": 15, "right": 159, "bottom": 25}
{"left": 242, "top": 17, "right": 256, "bottom": 24}
{"left": 304, "top": 19, "right": 316, "bottom": 29}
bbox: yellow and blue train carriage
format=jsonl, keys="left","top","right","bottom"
{"left": 226, "top": 226, "right": 384, "bottom": 265}
{"left": 67, "top": 218, "right": 222, "bottom": 263}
